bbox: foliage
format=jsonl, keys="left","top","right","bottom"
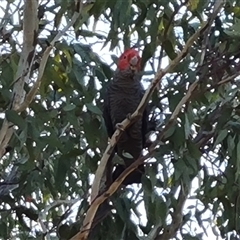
{"left": 0, "top": 0, "right": 240, "bottom": 239}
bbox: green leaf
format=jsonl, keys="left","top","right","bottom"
{"left": 187, "top": 141, "right": 201, "bottom": 159}
{"left": 115, "top": 198, "right": 130, "bottom": 221}
{"left": 142, "top": 176, "right": 152, "bottom": 196}
{"left": 154, "top": 199, "right": 167, "bottom": 224}
{"left": 162, "top": 39, "right": 177, "bottom": 60}
{"left": 118, "top": 0, "right": 132, "bottom": 28}
{"left": 50, "top": 109, "right": 58, "bottom": 118}
{"left": 85, "top": 102, "right": 102, "bottom": 115}
{"left": 0, "top": 222, "right": 7, "bottom": 238}
{"left": 72, "top": 58, "right": 85, "bottom": 86}
{"left": 55, "top": 155, "right": 69, "bottom": 189}
{"left": 214, "top": 129, "right": 228, "bottom": 147}
{"left": 168, "top": 91, "right": 183, "bottom": 113}
{"left": 188, "top": 0, "right": 199, "bottom": 11}
{"left": 141, "top": 43, "right": 155, "bottom": 70}
{"left": 171, "top": 126, "right": 185, "bottom": 150}
{"left": 227, "top": 135, "right": 235, "bottom": 156}
{"left": 5, "top": 110, "right": 26, "bottom": 130}
{"left": 174, "top": 159, "right": 186, "bottom": 181}
{"left": 63, "top": 103, "right": 76, "bottom": 111}
{"left": 236, "top": 140, "right": 240, "bottom": 181}
{"left": 185, "top": 155, "right": 198, "bottom": 173}
{"left": 122, "top": 151, "right": 134, "bottom": 159}
{"left": 184, "top": 113, "right": 191, "bottom": 139}
{"left": 164, "top": 125, "right": 176, "bottom": 138}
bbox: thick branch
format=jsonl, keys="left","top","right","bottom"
{"left": 90, "top": 4, "right": 200, "bottom": 203}
{"left": 0, "top": 0, "right": 38, "bottom": 157}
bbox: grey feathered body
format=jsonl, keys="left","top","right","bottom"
{"left": 103, "top": 69, "right": 148, "bottom": 185}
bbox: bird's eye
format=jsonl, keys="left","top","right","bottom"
{"left": 123, "top": 55, "right": 127, "bottom": 59}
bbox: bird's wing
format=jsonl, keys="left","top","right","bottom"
{"left": 103, "top": 82, "right": 114, "bottom": 138}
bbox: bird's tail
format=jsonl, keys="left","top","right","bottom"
{"left": 112, "top": 162, "right": 144, "bottom": 185}
{"left": 89, "top": 153, "right": 144, "bottom": 238}
{"left": 106, "top": 150, "right": 144, "bottom": 186}
{"left": 88, "top": 199, "right": 112, "bottom": 239}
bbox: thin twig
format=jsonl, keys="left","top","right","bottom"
{"left": 155, "top": 182, "right": 190, "bottom": 240}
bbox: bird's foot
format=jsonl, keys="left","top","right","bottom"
{"left": 126, "top": 113, "right": 132, "bottom": 120}
{"left": 116, "top": 123, "right": 125, "bottom": 132}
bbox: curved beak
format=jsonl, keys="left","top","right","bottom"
{"left": 129, "top": 56, "right": 139, "bottom": 71}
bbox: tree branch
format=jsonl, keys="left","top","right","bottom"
{"left": 0, "top": 0, "right": 38, "bottom": 157}
{"left": 17, "top": 0, "right": 84, "bottom": 112}
{"left": 0, "top": 0, "right": 86, "bottom": 159}
{"left": 155, "top": 182, "right": 190, "bottom": 240}
{"left": 90, "top": 0, "right": 196, "bottom": 204}
{"left": 71, "top": 5, "right": 224, "bottom": 239}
